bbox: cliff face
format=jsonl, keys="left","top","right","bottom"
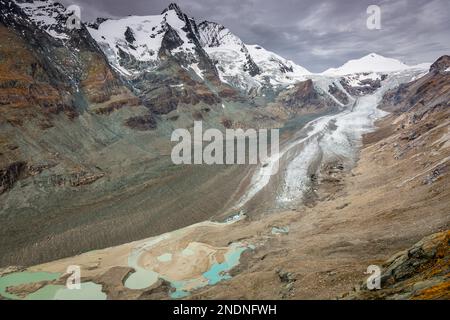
{"left": 278, "top": 80, "right": 327, "bottom": 109}
{"left": 87, "top": 4, "right": 241, "bottom": 117}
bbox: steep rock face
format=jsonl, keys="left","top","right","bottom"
{"left": 328, "top": 83, "right": 350, "bottom": 105}
{"left": 429, "top": 55, "right": 450, "bottom": 74}
{"left": 0, "top": 23, "right": 73, "bottom": 124}
{"left": 198, "top": 21, "right": 262, "bottom": 89}
{"left": 89, "top": 4, "right": 217, "bottom": 79}
{"left": 280, "top": 79, "right": 318, "bottom": 107}
{"left": 0, "top": 162, "right": 26, "bottom": 195}
{"left": 0, "top": 3, "right": 141, "bottom": 126}
{"left": 380, "top": 56, "right": 449, "bottom": 115}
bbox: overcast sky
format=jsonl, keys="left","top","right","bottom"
{"left": 60, "top": 0, "right": 450, "bottom": 72}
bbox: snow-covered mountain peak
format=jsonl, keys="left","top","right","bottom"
{"left": 87, "top": 7, "right": 201, "bottom": 75}
{"left": 197, "top": 21, "right": 310, "bottom": 90}
{"left": 161, "top": 3, "right": 184, "bottom": 17}
{"left": 323, "top": 53, "right": 426, "bottom": 76}
{"left": 5, "top": 0, "right": 73, "bottom": 40}
{"left": 87, "top": 4, "right": 312, "bottom": 91}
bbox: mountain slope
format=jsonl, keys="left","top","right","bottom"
{"left": 0, "top": 1, "right": 285, "bottom": 268}
{"left": 1, "top": 0, "right": 443, "bottom": 277}
{"left": 0, "top": 0, "right": 140, "bottom": 117}
{"left": 1, "top": 56, "right": 447, "bottom": 300}
{"left": 87, "top": 4, "right": 243, "bottom": 118}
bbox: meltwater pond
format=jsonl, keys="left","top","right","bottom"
{"left": 124, "top": 239, "right": 254, "bottom": 299}
{"left": 203, "top": 245, "right": 248, "bottom": 285}
{"left": 0, "top": 271, "right": 106, "bottom": 300}
{"left": 169, "top": 243, "right": 253, "bottom": 299}
{"left": 53, "top": 282, "right": 106, "bottom": 300}
{"left": 0, "top": 271, "right": 60, "bottom": 300}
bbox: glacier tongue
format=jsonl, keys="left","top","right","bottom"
{"left": 235, "top": 68, "right": 429, "bottom": 209}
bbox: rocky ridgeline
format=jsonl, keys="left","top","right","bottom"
{"left": 339, "top": 73, "right": 388, "bottom": 96}
{"left": 379, "top": 55, "right": 449, "bottom": 164}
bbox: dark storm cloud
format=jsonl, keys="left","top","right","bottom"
{"left": 60, "top": 0, "right": 450, "bottom": 72}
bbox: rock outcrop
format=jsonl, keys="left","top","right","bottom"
{"left": 429, "top": 55, "right": 450, "bottom": 74}
{"left": 344, "top": 231, "right": 449, "bottom": 300}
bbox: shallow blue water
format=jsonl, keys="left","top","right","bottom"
{"left": 0, "top": 271, "right": 61, "bottom": 300}
{"left": 203, "top": 247, "right": 246, "bottom": 285}
{"left": 53, "top": 282, "right": 107, "bottom": 300}
{"left": 0, "top": 271, "right": 106, "bottom": 300}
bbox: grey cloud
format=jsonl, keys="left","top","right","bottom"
{"left": 60, "top": 0, "right": 450, "bottom": 72}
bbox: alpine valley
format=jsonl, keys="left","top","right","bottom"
{"left": 0, "top": 0, "right": 448, "bottom": 300}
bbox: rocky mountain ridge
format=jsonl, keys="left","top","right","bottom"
{"left": 87, "top": 3, "right": 312, "bottom": 93}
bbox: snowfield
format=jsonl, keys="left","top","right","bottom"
{"left": 14, "top": 0, "right": 71, "bottom": 40}
{"left": 323, "top": 53, "right": 430, "bottom": 76}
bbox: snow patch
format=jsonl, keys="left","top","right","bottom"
{"left": 190, "top": 63, "right": 204, "bottom": 80}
